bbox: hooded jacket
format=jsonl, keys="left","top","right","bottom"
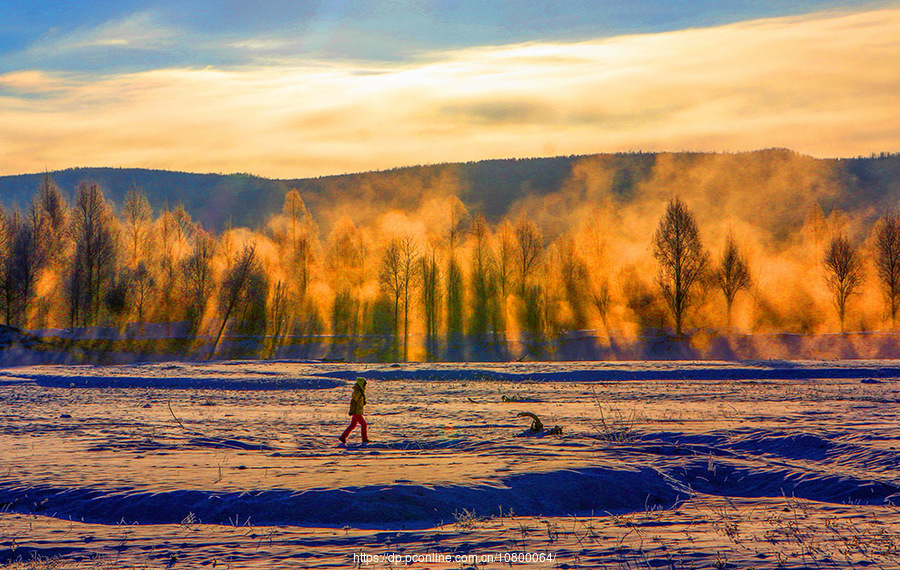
{"left": 348, "top": 377, "right": 367, "bottom": 416}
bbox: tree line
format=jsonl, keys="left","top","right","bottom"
{"left": 0, "top": 176, "right": 897, "bottom": 360}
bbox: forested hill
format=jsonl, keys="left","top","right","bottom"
{"left": 0, "top": 156, "right": 577, "bottom": 232}
{"left": 0, "top": 168, "right": 288, "bottom": 232}
{"left": 0, "top": 151, "right": 899, "bottom": 235}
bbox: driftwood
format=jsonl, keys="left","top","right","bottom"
{"left": 516, "top": 411, "right": 544, "bottom": 432}
{"left": 516, "top": 411, "right": 563, "bottom": 435}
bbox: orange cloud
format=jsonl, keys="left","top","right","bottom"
{"left": 0, "top": 7, "right": 898, "bottom": 178}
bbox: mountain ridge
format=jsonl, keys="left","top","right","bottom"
{"left": 0, "top": 150, "right": 898, "bottom": 235}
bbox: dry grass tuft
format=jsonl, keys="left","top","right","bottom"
{"left": 591, "top": 388, "right": 638, "bottom": 443}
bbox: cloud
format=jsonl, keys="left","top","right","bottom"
{"left": 0, "top": 70, "right": 73, "bottom": 95}
{"left": 28, "top": 11, "right": 177, "bottom": 55}
{"left": 439, "top": 100, "right": 558, "bottom": 125}
{"left": 0, "top": 6, "right": 898, "bottom": 178}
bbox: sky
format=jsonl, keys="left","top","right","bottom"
{"left": 0, "top": 0, "right": 898, "bottom": 178}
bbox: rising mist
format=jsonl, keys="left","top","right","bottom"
{"left": 3, "top": 149, "right": 900, "bottom": 362}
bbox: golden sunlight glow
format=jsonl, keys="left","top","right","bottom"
{"left": 0, "top": 7, "right": 898, "bottom": 177}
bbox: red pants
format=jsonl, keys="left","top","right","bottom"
{"left": 341, "top": 414, "right": 368, "bottom": 442}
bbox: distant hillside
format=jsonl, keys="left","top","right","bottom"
{"left": 0, "top": 157, "right": 577, "bottom": 232}
{"left": 0, "top": 151, "right": 899, "bottom": 235}
{"left": 0, "top": 168, "right": 288, "bottom": 231}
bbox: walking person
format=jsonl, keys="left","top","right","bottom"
{"left": 340, "top": 377, "right": 369, "bottom": 444}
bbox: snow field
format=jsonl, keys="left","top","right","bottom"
{"left": 1, "top": 360, "right": 899, "bottom": 568}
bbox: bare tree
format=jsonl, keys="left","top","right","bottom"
{"left": 9, "top": 206, "right": 46, "bottom": 327}
{"left": 275, "top": 192, "right": 320, "bottom": 338}
{"left": 592, "top": 281, "right": 611, "bottom": 329}
{"left": 37, "top": 174, "right": 68, "bottom": 234}
{"left": 714, "top": 233, "right": 752, "bottom": 330}
{"left": 281, "top": 189, "right": 318, "bottom": 301}
{"left": 398, "top": 235, "right": 420, "bottom": 360}
{"left": 4, "top": 179, "right": 69, "bottom": 328}
{"left": 233, "top": 264, "right": 268, "bottom": 341}
{"left": 328, "top": 217, "right": 367, "bottom": 337}
{"left": 210, "top": 244, "right": 259, "bottom": 358}
{"left": 446, "top": 255, "right": 465, "bottom": 358}
{"left": 35, "top": 173, "right": 68, "bottom": 268}
{"left": 653, "top": 197, "right": 709, "bottom": 336}
{"left": 419, "top": 247, "right": 442, "bottom": 360}
{"left": 156, "top": 204, "right": 193, "bottom": 332}
{"left": 446, "top": 200, "right": 468, "bottom": 358}
{"left": 379, "top": 234, "right": 419, "bottom": 360}
{"left": 875, "top": 215, "right": 900, "bottom": 328}
{"left": 496, "top": 219, "right": 516, "bottom": 334}
{"left": 122, "top": 187, "right": 153, "bottom": 268}
{"left": 496, "top": 220, "right": 516, "bottom": 301}
{"left": 379, "top": 238, "right": 403, "bottom": 357}
{"left": 824, "top": 234, "right": 864, "bottom": 332}
{"left": 131, "top": 262, "right": 154, "bottom": 335}
{"left": 468, "top": 215, "right": 499, "bottom": 345}
{"left": 180, "top": 229, "right": 215, "bottom": 335}
{"left": 67, "top": 182, "right": 120, "bottom": 327}
{"left": 327, "top": 216, "right": 367, "bottom": 288}
{"left": 0, "top": 208, "right": 16, "bottom": 326}
{"left": 19, "top": 176, "right": 69, "bottom": 329}
{"left": 578, "top": 210, "right": 612, "bottom": 332}
{"left": 267, "top": 280, "right": 290, "bottom": 359}
{"left": 514, "top": 216, "right": 543, "bottom": 294}
{"left": 519, "top": 283, "right": 546, "bottom": 356}
{"left": 540, "top": 243, "right": 567, "bottom": 337}
{"left": 558, "top": 236, "right": 590, "bottom": 330}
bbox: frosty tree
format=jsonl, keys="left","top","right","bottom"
{"left": 715, "top": 232, "right": 752, "bottom": 330}
{"left": 653, "top": 197, "right": 709, "bottom": 337}
{"left": 875, "top": 215, "right": 900, "bottom": 328}
{"left": 824, "top": 234, "right": 864, "bottom": 333}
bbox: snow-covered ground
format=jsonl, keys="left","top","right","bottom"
{"left": 1, "top": 360, "right": 899, "bottom": 568}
